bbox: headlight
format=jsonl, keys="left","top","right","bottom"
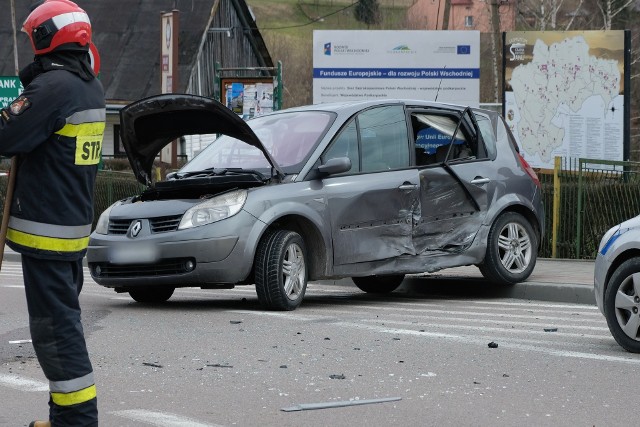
{"left": 179, "top": 189, "right": 247, "bottom": 229}
{"left": 93, "top": 200, "right": 123, "bottom": 235}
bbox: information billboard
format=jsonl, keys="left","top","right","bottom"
{"left": 313, "top": 30, "right": 480, "bottom": 107}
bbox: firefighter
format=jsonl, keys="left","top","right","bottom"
{"left": 0, "top": 1, "right": 104, "bottom": 425}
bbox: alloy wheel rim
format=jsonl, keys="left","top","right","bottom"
{"left": 497, "top": 222, "right": 532, "bottom": 274}
{"left": 614, "top": 273, "right": 640, "bottom": 341}
{"left": 282, "top": 242, "right": 305, "bottom": 301}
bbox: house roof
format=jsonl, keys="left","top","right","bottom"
{"left": 0, "top": 0, "right": 273, "bottom": 103}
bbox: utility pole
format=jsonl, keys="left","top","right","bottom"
{"left": 10, "top": 0, "right": 19, "bottom": 74}
{"left": 489, "top": 0, "right": 501, "bottom": 102}
{"left": 441, "top": 0, "right": 450, "bottom": 30}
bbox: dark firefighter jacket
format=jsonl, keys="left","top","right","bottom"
{"left": 0, "top": 61, "right": 105, "bottom": 261}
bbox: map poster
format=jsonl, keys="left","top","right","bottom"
{"left": 503, "top": 31, "right": 630, "bottom": 170}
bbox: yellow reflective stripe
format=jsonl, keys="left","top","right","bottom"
{"left": 55, "top": 122, "right": 105, "bottom": 166}
{"left": 55, "top": 122, "right": 105, "bottom": 137}
{"left": 51, "top": 384, "right": 96, "bottom": 406}
{"left": 7, "top": 228, "right": 89, "bottom": 252}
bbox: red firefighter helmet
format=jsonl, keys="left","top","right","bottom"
{"left": 22, "top": 0, "right": 92, "bottom": 55}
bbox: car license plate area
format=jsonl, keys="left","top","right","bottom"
{"left": 108, "top": 243, "right": 159, "bottom": 265}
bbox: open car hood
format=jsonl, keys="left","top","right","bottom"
{"left": 119, "top": 94, "right": 284, "bottom": 185}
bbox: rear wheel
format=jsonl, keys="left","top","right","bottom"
{"left": 129, "top": 287, "right": 174, "bottom": 303}
{"left": 254, "top": 229, "right": 307, "bottom": 311}
{"left": 604, "top": 258, "right": 640, "bottom": 353}
{"left": 479, "top": 212, "right": 537, "bottom": 285}
{"left": 352, "top": 274, "right": 405, "bottom": 293}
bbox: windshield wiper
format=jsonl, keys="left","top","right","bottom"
{"left": 173, "top": 168, "right": 266, "bottom": 180}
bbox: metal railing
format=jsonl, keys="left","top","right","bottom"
{"left": 540, "top": 157, "right": 640, "bottom": 259}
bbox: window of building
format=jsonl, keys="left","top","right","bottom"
{"left": 465, "top": 16, "right": 474, "bottom": 27}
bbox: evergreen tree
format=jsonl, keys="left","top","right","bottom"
{"left": 353, "top": 0, "right": 381, "bottom": 28}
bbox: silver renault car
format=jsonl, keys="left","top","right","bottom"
{"left": 594, "top": 215, "right": 640, "bottom": 352}
{"left": 87, "top": 94, "right": 544, "bottom": 310}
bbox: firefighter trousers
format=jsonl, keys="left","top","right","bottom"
{"left": 22, "top": 255, "right": 98, "bottom": 426}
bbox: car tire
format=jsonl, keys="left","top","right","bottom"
{"left": 352, "top": 275, "right": 405, "bottom": 293}
{"left": 254, "top": 229, "right": 307, "bottom": 311}
{"left": 604, "top": 258, "right": 640, "bottom": 353}
{"left": 479, "top": 212, "right": 537, "bottom": 285}
{"left": 129, "top": 287, "right": 175, "bottom": 303}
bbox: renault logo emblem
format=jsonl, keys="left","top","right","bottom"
{"left": 130, "top": 220, "right": 142, "bottom": 237}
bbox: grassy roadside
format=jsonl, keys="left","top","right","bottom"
{"left": 247, "top": 0, "right": 415, "bottom": 106}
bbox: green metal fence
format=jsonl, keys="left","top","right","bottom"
{"left": 539, "top": 157, "right": 640, "bottom": 260}
{"left": 92, "top": 170, "right": 146, "bottom": 226}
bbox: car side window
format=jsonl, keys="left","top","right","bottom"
{"left": 321, "top": 120, "right": 359, "bottom": 174}
{"left": 476, "top": 114, "right": 497, "bottom": 160}
{"left": 411, "top": 113, "right": 471, "bottom": 165}
{"left": 358, "top": 105, "right": 410, "bottom": 172}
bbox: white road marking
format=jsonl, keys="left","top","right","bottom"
{"left": 9, "top": 339, "right": 32, "bottom": 344}
{"left": 0, "top": 373, "right": 48, "bottom": 392}
{"left": 234, "top": 310, "right": 640, "bottom": 365}
{"left": 323, "top": 304, "right": 599, "bottom": 323}
{"left": 359, "top": 317, "right": 608, "bottom": 334}
{"left": 465, "top": 300, "right": 598, "bottom": 310}
{"left": 111, "top": 409, "right": 224, "bottom": 427}
{"left": 368, "top": 298, "right": 601, "bottom": 315}
{"left": 340, "top": 321, "right": 640, "bottom": 365}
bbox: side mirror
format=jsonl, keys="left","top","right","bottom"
{"left": 166, "top": 171, "right": 177, "bottom": 180}
{"left": 317, "top": 157, "right": 351, "bottom": 176}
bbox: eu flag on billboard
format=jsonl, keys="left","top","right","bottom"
{"left": 457, "top": 45, "right": 471, "bottom": 54}
{"left": 324, "top": 43, "right": 332, "bottom": 56}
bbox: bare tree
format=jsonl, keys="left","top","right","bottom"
{"left": 597, "top": 0, "right": 635, "bottom": 29}
{"left": 517, "top": 0, "right": 586, "bottom": 30}
{"left": 488, "top": 0, "right": 500, "bottom": 102}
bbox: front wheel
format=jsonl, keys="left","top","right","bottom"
{"left": 604, "top": 258, "right": 640, "bottom": 353}
{"left": 254, "top": 229, "right": 308, "bottom": 311}
{"left": 479, "top": 212, "right": 537, "bottom": 285}
{"left": 352, "top": 274, "right": 405, "bottom": 293}
{"left": 129, "top": 287, "right": 175, "bottom": 303}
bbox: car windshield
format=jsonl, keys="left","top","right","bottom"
{"left": 181, "top": 111, "right": 335, "bottom": 174}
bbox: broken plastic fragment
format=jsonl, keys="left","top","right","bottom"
{"left": 142, "top": 362, "right": 163, "bottom": 368}
{"left": 281, "top": 396, "right": 402, "bottom": 412}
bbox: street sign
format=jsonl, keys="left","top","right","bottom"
{"left": 0, "top": 76, "right": 22, "bottom": 108}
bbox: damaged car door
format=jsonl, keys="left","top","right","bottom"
{"left": 411, "top": 108, "right": 491, "bottom": 253}
{"left": 322, "top": 104, "right": 420, "bottom": 265}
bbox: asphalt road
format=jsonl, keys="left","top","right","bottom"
{"left": 2, "top": 259, "right": 636, "bottom": 427}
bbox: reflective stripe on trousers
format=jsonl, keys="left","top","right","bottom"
{"left": 22, "top": 256, "right": 98, "bottom": 426}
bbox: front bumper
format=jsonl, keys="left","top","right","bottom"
{"left": 593, "top": 253, "right": 609, "bottom": 315}
{"left": 87, "top": 210, "right": 260, "bottom": 288}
